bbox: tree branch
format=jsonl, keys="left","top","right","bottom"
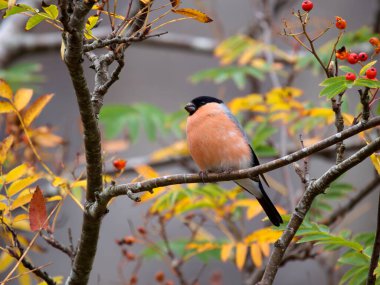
{"left": 259, "top": 137, "right": 380, "bottom": 285}
{"left": 87, "top": 117, "right": 380, "bottom": 218}
{"left": 60, "top": 1, "right": 104, "bottom": 284}
{"left": 367, "top": 189, "right": 380, "bottom": 285}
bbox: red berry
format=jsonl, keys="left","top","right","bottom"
{"left": 137, "top": 227, "right": 147, "bottom": 235}
{"left": 366, "top": 67, "right": 377, "bottom": 79}
{"left": 301, "top": 0, "right": 313, "bottom": 12}
{"left": 335, "top": 16, "right": 347, "bottom": 30}
{"left": 358, "top": 52, "right": 368, "bottom": 62}
{"left": 130, "top": 275, "right": 138, "bottom": 284}
{"left": 345, "top": 72, "right": 356, "bottom": 81}
{"left": 347, "top": 53, "right": 359, "bottom": 64}
{"left": 113, "top": 159, "right": 126, "bottom": 170}
{"left": 123, "top": 236, "right": 136, "bottom": 245}
{"left": 155, "top": 271, "right": 165, "bottom": 282}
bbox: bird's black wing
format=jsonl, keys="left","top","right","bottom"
{"left": 249, "top": 145, "right": 270, "bottom": 187}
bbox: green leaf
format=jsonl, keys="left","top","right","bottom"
{"left": 42, "top": 4, "right": 58, "bottom": 19}
{"left": 359, "top": 60, "right": 377, "bottom": 76}
{"left": 25, "top": 14, "right": 45, "bottom": 30}
{"left": 347, "top": 265, "right": 369, "bottom": 285}
{"left": 5, "top": 4, "right": 34, "bottom": 17}
{"left": 340, "top": 265, "right": 368, "bottom": 285}
{"left": 254, "top": 145, "right": 277, "bottom": 157}
{"left": 338, "top": 251, "right": 370, "bottom": 266}
{"left": 319, "top": 76, "right": 346, "bottom": 86}
{"left": 354, "top": 78, "right": 380, "bottom": 88}
{"left": 319, "top": 82, "right": 347, "bottom": 99}
{"left": 339, "top": 66, "right": 356, "bottom": 74}
{"left": 252, "top": 123, "right": 277, "bottom": 147}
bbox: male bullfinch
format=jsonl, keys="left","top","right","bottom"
{"left": 185, "top": 96, "right": 283, "bottom": 227}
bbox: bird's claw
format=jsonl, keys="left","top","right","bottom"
{"left": 199, "top": 170, "right": 209, "bottom": 183}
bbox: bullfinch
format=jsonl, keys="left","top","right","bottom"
{"left": 184, "top": 96, "right": 283, "bottom": 227}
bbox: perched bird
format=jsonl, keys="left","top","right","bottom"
{"left": 185, "top": 96, "right": 283, "bottom": 226}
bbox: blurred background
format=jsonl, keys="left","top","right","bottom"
{"left": 1, "top": 0, "right": 379, "bottom": 284}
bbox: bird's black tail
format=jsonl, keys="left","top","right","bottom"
{"left": 256, "top": 181, "right": 283, "bottom": 227}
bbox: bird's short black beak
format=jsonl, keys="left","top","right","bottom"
{"left": 184, "top": 103, "right": 196, "bottom": 115}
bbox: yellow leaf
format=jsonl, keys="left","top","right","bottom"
{"left": 228, "top": 94, "right": 264, "bottom": 115}
{"left": 250, "top": 243, "right": 262, "bottom": 267}
{"left": 0, "top": 135, "right": 14, "bottom": 165}
{"left": 52, "top": 176, "right": 66, "bottom": 187}
{"left": 38, "top": 276, "right": 64, "bottom": 285}
{"left": 70, "top": 180, "right": 87, "bottom": 188}
{"left": 12, "top": 219, "right": 31, "bottom": 231}
{"left": 5, "top": 163, "right": 29, "bottom": 183}
{"left": 23, "top": 93, "right": 54, "bottom": 127}
{"left": 0, "top": 79, "right": 13, "bottom": 100}
{"left": 0, "top": 201, "right": 7, "bottom": 211}
{"left": 13, "top": 213, "right": 29, "bottom": 223}
{"left": 150, "top": 140, "right": 189, "bottom": 162}
{"left": 18, "top": 264, "right": 32, "bottom": 285}
{"left": 0, "top": 252, "right": 14, "bottom": 272}
{"left": 259, "top": 242, "right": 270, "bottom": 257}
{"left": 246, "top": 201, "right": 262, "bottom": 220}
{"left": 8, "top": 176, "right": 40, "bottom": 197}
{"left": 13, "top": 88, "right": 33, "bottom": 111}
{"left": 221, "top": 243, "right": 234, "bottom": 262}
{"left": 0, "top": 101, "right": 14, "bottom": 113}
{"left": 11, "top": 191, "right": 33, "bottom": 210}
{"left": 235, "top": 243, "right": 247, "bottom": 270}
{"left": 245, "top": 227, "right": 282, "bottom": 244}
{"left": 46, "top": 195, "right": 62, "bottom": 202}
{"left": 134, "top": 164, "right": 159, "bottom": 178}
{"left": 171, "top": 8, "right": 213, "bottom": 23}
{"left": 370, "top": 153, "right": 380, "bottom": 174}
{"left": 308, "top": 108, "right": 335, "bottom": 124}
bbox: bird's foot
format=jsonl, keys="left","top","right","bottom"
{"left": 199, "top": 170, "right": 209, "bottom": 183}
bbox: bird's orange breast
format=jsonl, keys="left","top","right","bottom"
{"left": 186, "top": 103, "right": 251, "bottom": 171}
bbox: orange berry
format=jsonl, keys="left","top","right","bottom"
{"left": 369, "top": 37, "right": 380, "bottom": 47}
{"left": 335, "top": 16, "right": 346, "bottom": 30}
{"left": 155, "top": 271, "right": 165, "bottom": 282}
{"left": 124, "top": 236, "right": 136, "bottom": 245}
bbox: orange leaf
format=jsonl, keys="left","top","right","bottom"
{"left": 0, "top": 79, "right": 13, "bottom": 101}
{"left": 235, "top": 243, "right": 247, "bottom": 270}
{"left": 0, "top": 135, "right": 14, "bottom": 165}
{"left": 221, "top": 243, "right": 234, "bottom": 262}
{"left": 171, "top": 8, "right": 213, "bottom": 23}
{"left": 23, "top": 94, "right": 54, "bottom": 127}
{"left": 250, "top": 244, "right": 262, "bottom": 267}
{"left": 170, "top": 0, "right": 180, "bottom": 8}
{"left": 29, "top": 186, "right": 48, "bottom": 231}
{"left": 13, "top": 88, "right": 33, "bottom": 111}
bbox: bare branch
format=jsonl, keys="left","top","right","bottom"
{"left": 41, "top": 233, "right": 76, "bottom": 264}
{"left": 367, "top": 189, "right": 380, "bottom": 285}
{"left": 259, "top": 137, "right": 380, "bottom": 285}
